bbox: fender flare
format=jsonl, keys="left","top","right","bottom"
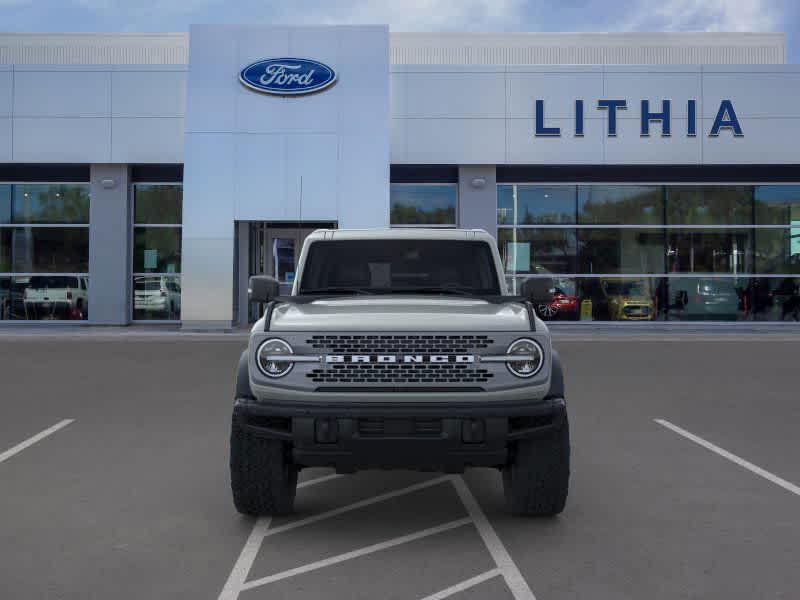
{"left": 235, "top": 350, "right": 254, "bottom": 399}
{"left": 547, "top": 349, "right": 565, "bottom": 400}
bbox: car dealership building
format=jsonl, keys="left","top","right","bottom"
{"left": 0, "top": 27, "right": 798, "bottom": 327}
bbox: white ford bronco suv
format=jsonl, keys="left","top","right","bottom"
{"left": 231, "top": 229, "right": 569, "bottom": 516}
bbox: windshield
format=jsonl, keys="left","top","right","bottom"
{"left": 135, "top": 278, "right": 162, "bottom": 292}
{"left": 298, "top": 239, "right": 501, "bottom": 295}
{"left": 28, "top": 276, "right": 79, "bottom": 289}
{"left": 604, "top": 281, "right": 647, "bottom": 296}
{"left": 698, "top": 279, "right": 737, "bottom": 295}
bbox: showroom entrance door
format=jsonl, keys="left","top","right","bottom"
{"left": 248, "top": 222, "right": 336, "bottom": 322}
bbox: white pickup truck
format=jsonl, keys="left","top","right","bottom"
{"left": 23, "top": 275, "right": 88, "bottom": 320}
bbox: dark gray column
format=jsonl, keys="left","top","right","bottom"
{"left": 88, "top": 164, "right": 130, "bottom": 325}
{"left": 458, "top": 166, "right": 497, "bottom": 238}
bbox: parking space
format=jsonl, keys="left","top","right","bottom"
{"left": 1, "top": 332, "right": 798, "bottom": 599}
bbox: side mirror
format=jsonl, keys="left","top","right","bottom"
{"left": 521, "top": 277, "right": 554, "bottom": 302}
{"left": 248, "top": 275, "right": 280, "bottom": 304}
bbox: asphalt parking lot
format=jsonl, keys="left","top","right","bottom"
{"left": 1, "top": 330, "right": 799, "bottom": 599}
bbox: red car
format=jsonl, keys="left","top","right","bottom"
{"left": 548, "top": 291, "right": 579, "bottom": 319}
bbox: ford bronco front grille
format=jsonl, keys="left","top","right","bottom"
{"left": 307, "top": 363, "right": 494, "bottom": 385}
{"left": 304, "top": 334, "right": 496, "bottom": 386}
{"left": 306, "top": 334, "right": 493, "bottom": 355}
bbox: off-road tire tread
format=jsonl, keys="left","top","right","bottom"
{"left": 503, "top": 416, "right": 570, "bottom": 516}
{"left": 230, "top": 418, "right": 298, "bottom": 516}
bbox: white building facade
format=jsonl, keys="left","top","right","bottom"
{"left": 0, "top": 28, "right": 798, "bottom": 326}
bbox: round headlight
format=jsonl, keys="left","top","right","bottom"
{"left": 256, "top": 338, "right": 293, "bottom": 378}
{"left": 506, "top": 338, "right": 544, "bottom": 378}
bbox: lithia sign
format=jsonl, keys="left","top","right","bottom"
{"left": 535, "top": 99, "right": 743, "bottom": 138}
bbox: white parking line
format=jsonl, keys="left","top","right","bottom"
{"left": 297, "top": 473, "right": 343, "bottom": 488}
{"left": 217, "top": 475, "right": 451, "bottom": 600}
{"left": 241, "top": 518, "right": 472, "bottom": 591}
{"left": 655, "top": 418, "right": 800, "bottom": 497}
{"left": 0, "top": 419, "right": 75, "bottom": 464}
{"left": 218, "top": 517, "right": 272, "bottom": 600}
{"left": 451, "top": 476, "right": 537, "bottom": 600}
{"left": 263, "top": 475, "right": 451, "bottom": 538}
{"left": 418, "top": 569, "right": 501, "bottom": 600}
{"left": 219, "top": 473, "right": 538, "bottom": 600}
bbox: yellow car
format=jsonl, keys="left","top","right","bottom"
{"left": 600, "top": 279, "right": 655, "bottom": 321}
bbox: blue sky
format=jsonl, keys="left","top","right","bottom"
{"left": 1, "top": 0, "right": 798, "bottom": 62}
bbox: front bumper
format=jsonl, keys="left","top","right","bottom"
{"left": 232, "top": 395, "right": 566, "bottom": 473}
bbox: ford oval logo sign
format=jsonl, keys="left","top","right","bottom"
{"left": 239, "top": 58, "right": 337, "bottom": 96}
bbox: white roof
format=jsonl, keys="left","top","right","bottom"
{"left": 0, "top": 31, "right": 785, "bottom": 65}
{"left": 307, "top": 228, "right": 494, "bottom": 243}
{"left": 391, "top": 32, "right": 786, "bottom": 65}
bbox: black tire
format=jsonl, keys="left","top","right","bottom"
{"left": 235, "top": 351, "right": 253, "bottom": 399}
{"left": 503, "top": 416, "right": 570, "bottom": 516}
{"left": 230, "top": 418, "right": 298, "bottom": 516}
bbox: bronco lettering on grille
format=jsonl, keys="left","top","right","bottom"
{"left": 325, "top": 354, "right": 475, "bottom": 364}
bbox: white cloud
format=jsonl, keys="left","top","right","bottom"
{"left": 622, "top": 0, "right": 780, "bottom": 32}
{"left": 284, "top": 0, "right": 524, "bottom": 31}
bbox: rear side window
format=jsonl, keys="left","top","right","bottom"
{"left": 29, "top": 276, "right": 78, "bottom": 288}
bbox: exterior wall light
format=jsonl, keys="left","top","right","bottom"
{"left": 470, "top": 177, "right": 486, "bottom": 189}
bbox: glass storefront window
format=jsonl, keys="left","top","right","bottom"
{"left": 504, "top": 275, "right": 767, "bottom": 322}
{"left": 1, "top": 228, "right": 89, "bottom": 273}
{"left": 507, "top": 276, "right": 670, "bottom": 321}
{"left": 390, "top": 184, "right": 456, "bottom": 226}
{"left": 580, "top": 277, "right": 667, "bottom": 321}
{"left": 755, "top": 185, "right": 800, "bottom": 225}
{"left": 133, "top": 275, "right": 181, "bottom": 320}
{"left": 1, "top": 182, "right": 89, "bottom": 321}
{"left": 578, "top": 185, "right": 663, "bottom": 225}
{"left": 498, "top": 228, "right": 577, "bottom": 275}
{"left": 2, "top": 184, "right": 90, "bottom": 225}
{"left": 755, "top": 228, "right": 800, "bottom": 274}
{"left": 133, "top": 228, "right": 181, "bottom": 273}
{"left": 746, "top": 277, "right": 800, "bottom": 321}
{"left": 578, "top": 229, "right": 665, "bottom": 274}
{"left": 498, "top": 185, "right": 575, "bottom": 225}
{"left": 666, "top": 186, "right": 752, "bottom": 225}
{"left": 497, "top": 182, "right": 800, "bottom": 322}
{"left": 133, "top": 185, "right": 182, "bottom": 225}
{"left": 132, "top": 184, "right": 183, "bottom": 321}
{"left": 666, "top": 229, "right": 753, "bottom": 274}
{"left": 667, "top": 277, "right": 747, "bottom": 321}
{"left": 0, "top": 185, "right": 10, "bottom": 223}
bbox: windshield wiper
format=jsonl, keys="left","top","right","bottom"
{"left": 300, "top": 286, "right": 376, "bottom": 295}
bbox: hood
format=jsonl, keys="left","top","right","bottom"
{"left": 263, "top": 295, "right": 533, "bottom": 332}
